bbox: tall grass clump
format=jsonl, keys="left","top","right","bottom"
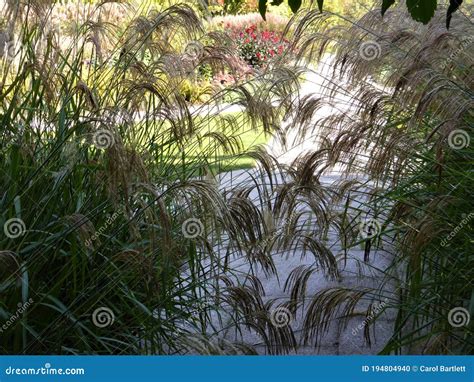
{"left": 2, "top": 0, "right": 471, "bottom": 356}
{"left": 268, "top": 2, "right": 473, "bottom": 354}
{"left": 0, "top": 0, "right": 301, "bottom": 354}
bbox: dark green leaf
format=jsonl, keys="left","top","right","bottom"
{"left": 259, "top": 0, "right": 268, "bottom": 20}
{"left": 381, "top": 0, "right": 396, "bottom": 16}
{"left": 271, "top": 0, "right": 285, "bottom": 5}
{"left": 446, "top": 0, "right": 463, "bottom": 28}
{"left": 288, "top": 0, "right": 302, "bottom": 13}
{"left": 406, "top": 0, "right": 438, "bottom": 24}
{"left": 317, "top": 0, "right": 324, "bottom": 12}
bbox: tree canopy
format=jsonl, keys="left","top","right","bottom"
{"left": 259, "top": 0, "right": 463, "bottom": 28}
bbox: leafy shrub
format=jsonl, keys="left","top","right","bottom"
{"left": 232, "top": 24, "right": 289, "bottom": 67}
{"left": 209, "top": 0, "right": 247, "bottom": 15}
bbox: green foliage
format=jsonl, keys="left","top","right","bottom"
{"left": 287, "top": 0, "right": 302, "bottom": 13}
{"left": 2, "top": 0, "right": 471, "bottom": 356}
{"left": 0, "top": 1, "right": 287, "bottom": 354}
{"left": 223, "top": 0, "right": 247, "bottom": 15}
{"left": 207, "top": 0, "right": 250, "bottom": 16}
{"left": 285, "top": 5, "right": 473, "bottom": 353}
{"left": 447, "top": 0, "right": 463, "bottom": 28}
{"left": 406, "top": 0, "right": 438, "bottom": 23}
{"left": 258, "top": 0, "right": 464, "bottom": 28}
{"left": 382, "top": 0, "right": 396, "bottom": 16}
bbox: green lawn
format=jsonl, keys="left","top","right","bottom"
{"left": 132, "top": 111, "right": 271, "bottom": 175}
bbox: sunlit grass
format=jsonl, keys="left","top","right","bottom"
{"left": 131, "top": 111, "right": 270, "bottom": 175}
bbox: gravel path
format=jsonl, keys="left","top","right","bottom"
{"left": 211, "top": 169, "right": 397, "bottom": 355}
{"left": 187, "top": 56, "right": 398, "bottom": 354}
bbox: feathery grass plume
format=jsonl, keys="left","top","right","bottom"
{"left": 2, "top": 0, "right": 471, "bottom": 355}
{"left": 0, "top": 0, "right": 298, "bottom": 354}
{"left": 259, "top": 2, "right": 473, "bottom": 354}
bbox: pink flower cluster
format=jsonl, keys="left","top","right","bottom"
{"left": 232, "top": 24, "right": 289, "bottom": 67}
